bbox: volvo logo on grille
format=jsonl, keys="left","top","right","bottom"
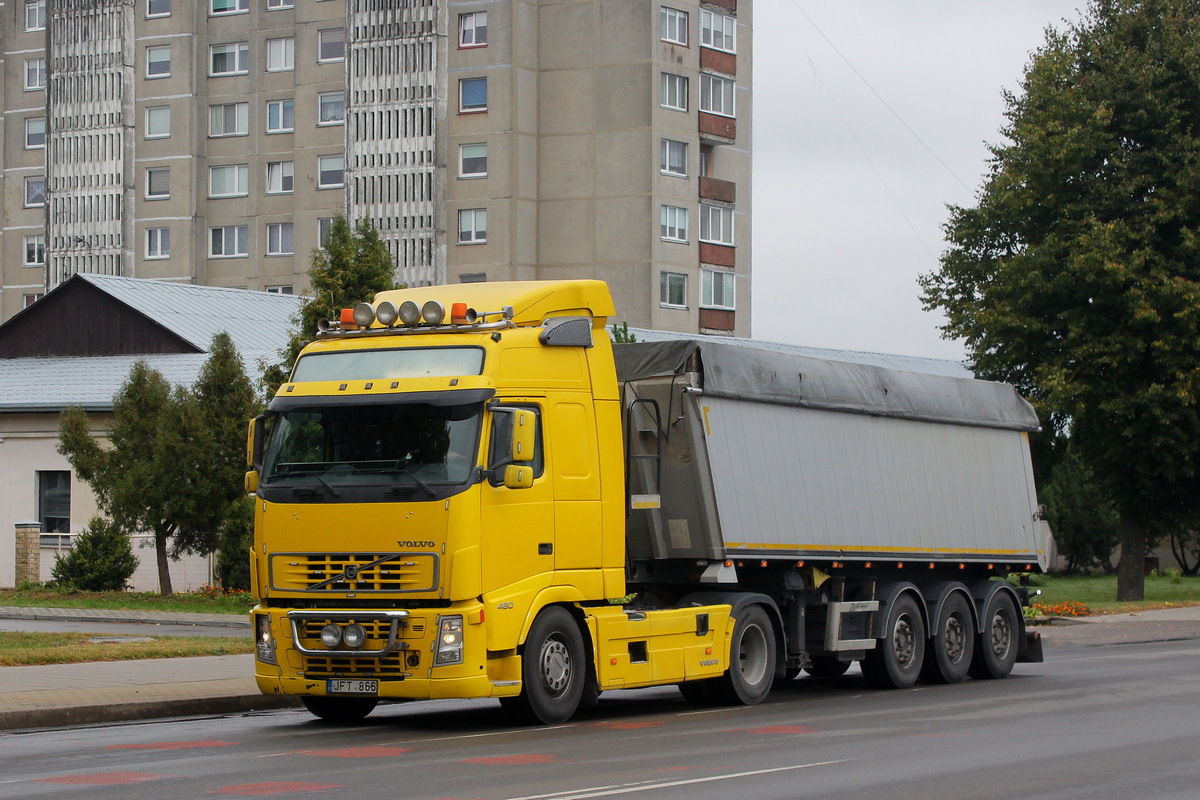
{"left": 343, "top": 565, "right": 359, "bottom": 580}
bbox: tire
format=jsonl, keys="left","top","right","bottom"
{"left": 301, "top": 696, "right": 378, "bottom": 723}
{"left": 920, "top": 593, "right": 975, "bottom": 684}
{"left": 507, "top": 606, "right": 586, "bottom": 724}
{"left": 804, "top": 656, "right": 851, "bottom": 679}
{"left": 711, "top": 605, "right": 776, "bottom": 705}
{"left": 969, "top": 591, "right": 1019, "bottom": 680}
{"left": 861, "top": 594, "right": 925, "bottom": 689}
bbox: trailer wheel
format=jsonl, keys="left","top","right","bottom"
{"left": 301, "top": 696, "right": 377, "bottom": 724}
{"left": 804, "top": 656, "right": 851, "bottom": 679}
{"left": 920, "top": 593, "right": 975, "bottom": 684}
{"left": 507, "top": 606, "right": 586, "bottom": 724}
{"left": 861, "top": 594, "right": 925, "bottom": 689}
{"left": 712, "top": 605, "right": 776, "bottom": 705}
{"left": 969, "top": 592, "right": 1018, "bottom": 680}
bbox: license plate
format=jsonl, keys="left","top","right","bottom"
{"left": 327, "top": 679, "right": 378, "bottom": 695}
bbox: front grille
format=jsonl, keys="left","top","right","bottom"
{"left": 270, "top": 551, "right": 438, "bottom": 593}
{"left": 294, "top": 614, "right": 426, "bottom": 680}
{"left": 294, "top": 617, "right": 426, "bottom": 641}
{"left": 303, "top": 652, "right": 412, "bottom": 679}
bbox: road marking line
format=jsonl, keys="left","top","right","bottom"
{"left": 503, "top": 760, "right": 846, "bottom": 800}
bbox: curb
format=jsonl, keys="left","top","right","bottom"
{"left": 0, "top": 695, "right": 301, "bottom": 732}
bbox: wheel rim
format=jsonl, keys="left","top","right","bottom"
{"left": 944, "top": 614, "right": 967, "bottom": 664}
{"left": 540, "top": 635, "right": 572, "bottom": 697}
{"left": 892, "top": 614, "right": 917, "bottom": 669}
{"left": 738, "top": 623, "right": 769, "bottom": 685}
{"left": 989, "top": 610, "right": 1012, "bottom": 661}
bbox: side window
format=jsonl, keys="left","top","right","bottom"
{"left": 487, "top": 405, "right": 544, "bottom": 486}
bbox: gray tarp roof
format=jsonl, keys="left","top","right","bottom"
{"left": 614, "top": 339, "right": 1040, "bottom": 432}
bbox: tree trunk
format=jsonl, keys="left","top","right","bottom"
{"left": 156, "top": 530, "right": 173, "bottom": 596}
{"left": 1116, "top": 515, "right": 1145, "bottom": 602}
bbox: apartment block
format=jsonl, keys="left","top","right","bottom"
{"left": 2, "top": 0, "right": 751, "bottom": 334}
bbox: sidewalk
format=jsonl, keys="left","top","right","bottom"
{"left": 2, "top": 605, "right": 1199, "bottom": 732}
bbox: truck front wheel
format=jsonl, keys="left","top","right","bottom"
{"left": 861, "top": 594, "right": 925, "bottom": 689}
{"left": 301, "top": 696, "right": 378, "bottom": 724}
{"left": 969, "top": 592, "right": 1018, "bottom": 679}
{"left": 504, "top": 606, "right": 586, "bottom": 724}
{"left": 712, "top": 605, "right": 776, "bottom": 705}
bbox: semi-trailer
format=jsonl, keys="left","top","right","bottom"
{"left": 247, "top": 279, "right": 1045, "bottom": 723}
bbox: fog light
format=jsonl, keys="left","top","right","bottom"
{"left": 434, "top": 615, "right": 464, "bottom": 665}
{"left": 320, "top": 623, "right": 343, "bottom": 649}
{"left": 342, "top": 623, "right": 367, "bottom": 649}
{"left": 376, "top": 301, "right": 399, "bottom": 326}
{"left": 422, "top": 300, "right": 446, "bottom": 325}
{"left": 398, "top": 300, "right": 421, "bottom": 325}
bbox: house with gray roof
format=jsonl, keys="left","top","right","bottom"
{"left": 0, "top": 275, "right": 300, "bottom": 590}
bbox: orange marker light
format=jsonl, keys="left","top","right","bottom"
{"left": 760, "top": 561, "right": 768, "bottom": 568}
{"left": 451, "top": 302, "right": 470, "bottom": 324}
{"left": 339, "top": 308, "right": 356, "bottom": 329}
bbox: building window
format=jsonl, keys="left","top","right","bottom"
{"left": 459, "top": 11, "right": 487, "bottom": 47}
{"left": 210, "top": 0, "right": 248, "bottom": 14}
{"left": 661, "top": 73, "right": 688, "bottom": 112}
{"left": 265, "top": 284, "right": 294, "bottom": 294}
{"left": 145, "top": 167, "right": 169, "bottom": 199}
{"left": 699, "top": 203, "right": 734, "bottom": 245}
{"left": 24, "top": 176, "right": 46, "bottom": 207}
{"left": 25, "top": 117, "right": 46, "bottom": 149}
{"left": 24, "top": 58, "right": 46, "bottom": 90}
{"left": 318, "top": 28, "right": 345, "bottom": 62}
{"left": 266, "top": 161, "right": 294, "bottom": 194}
{"left": 458, "top": 209, "right": 487, "bottom": 244}
{"left": 146, "top": 105, "right": 171, "bottom": 139}
{"left": 146, "top": 227, "right": 170, "bottom": 258}
{"left": 699, "top": 144, "right": 714, "bottom": 177}
{"left": 266, "top": 99, "right": 295, "bottom": 133}
{"left": 209, "top": 102, "right": 249, "bottom": 137}
{"left": 318, "top": 91, "right": 345, "bottom": 125}
{"left": 266, "top": 37, "right": 294, "bottom": 72}
{"left": 210, "top": 43, "right": 249, "bottom": 76}
{"left": 460, "top": 78, "right": 487, "bottom": 112}
{"left": 318, "top": 217, "right": 334, "bottom": 247}
{"left": 318, "top": 155, "right": 344, "bottom": 188}
{"left": 210, "top": 164, "right": 250, "bottom": 198}
{"left": 660, "top": 7, "right": 687, "bottom": 45}
{"left": 700, "top": 73, "right": 735, "bottom": 117}
{"left": 267, "top": 222, "right": 294, "bottom": 255}
{"left": 660, "top": 205, "right": 687, "bottom": 242}
{"left": 210, "top": 225, "right": 249, "bottom": 257}
{"left": 699, "top": 9, "right": 736, "bottom": 53}
{"left": 24, "top": 234, "right": 45, "bottom": 266}
{"left": 660, "top": 139, "right": 687, "bottom": 177}
{"left": 701, "top": 268, "right": 735, "bottom": 310}
{"left": 267, "top": 0, "right": 292, "bottom": 8}
{"left": 38, "top": 471, "right": 71, "bottom": 534}
{"left": 660, "top": 271, "right": 687, "bottom": 308}
{"left": 25, "top": 0, "right": 46, "bottom": 31}
{"left": 146, "top": 46, "right": 171, "bottom": 78}
{"left": 460, "top": 144, "right": 487, "bottom": 178}
{"left": 24, "top": 293, "right": 44, "bottom": 308}
{"left": 147, "top": 0, "right": 170, "bottom": 17}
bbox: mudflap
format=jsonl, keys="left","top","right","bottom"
{"left": 1017, "top": 629, "right": 1043, "bottom": 663}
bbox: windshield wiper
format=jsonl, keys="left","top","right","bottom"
{"left": 294, "top": 474, "right": 341, "bottom": 498}
{"left": 396, "top": 470, "right": 436, "bottom": 497}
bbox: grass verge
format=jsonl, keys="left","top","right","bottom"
{"left": 0, "top": 631, "right": 252, "bottom": 667}
{"left": 1019, "top": 573, "right": 1200, "bottom": 616}
{"left": 0, "top": 587, "right": 255, "bottom": 615}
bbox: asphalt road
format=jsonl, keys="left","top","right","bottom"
{"left": 0, "top": 636, "right": 1196, "bottom": 800}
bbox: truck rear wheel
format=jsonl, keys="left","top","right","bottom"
{"left": 712, "top": 605, "right": 776, "bottom": 705}
{"left": 506, "top": 606, "right": 586, "bottom": 724}
{"left": 969, "top": 592, "right": 1018, "bottom": 679}
{"left": 301, "top": 696, "right": 378, "bottom": 724}
{"left": 861, "top": 594, "right": 925, "bottom": 689}
{"left": 921, "top": 593, "right": 975, "bottom": 684}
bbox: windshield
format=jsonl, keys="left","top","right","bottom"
{"left": 261, "top": 401, "right": 482, "bottom": 495}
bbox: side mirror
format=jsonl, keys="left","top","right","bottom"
{"left": 511, "top": 409, "right": 535, "bottom": 463}
{"left": 247, "top": 415, "right": 266, "bottom": 471}
{"left": 244, "top": 470, "right": 259, "bottom": 494}
{"left": 503, "top": 464, "right": 534, "bottom": 489}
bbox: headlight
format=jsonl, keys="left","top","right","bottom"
{"left": 434, "top": 615, "right": 464, "bottom": 665}
{"left": 320, "top": 623, "right": 343, "bottom": 649}
{"left": 255, "top": 614, "right": 277, "bottom": 665}
{"left": 342, "top": 623, "right": 367, "bottom": 649}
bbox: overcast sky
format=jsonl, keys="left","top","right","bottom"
{"left": 751, "top": 1, "right": 1086, "bottom": 361}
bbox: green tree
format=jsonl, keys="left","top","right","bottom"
{"left": 50, "top": 516, "right": 138, "bottom": 591}
{"left": 58, "top": 336, "right": 259, "bottom": 595}
{"left": 216, "top": 496, "right": 255, "bottom": 592}
{"left": 261, "top": 215, "right": 397, "bottom": 396}
{"left": 920, "top": 0, "right": 1200, "bottom": 600}
{"left": 1041, "top": 446, "right": 1121, "bottom": 573}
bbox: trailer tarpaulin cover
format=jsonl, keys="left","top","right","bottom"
{"left": 614, "top": 339, "right": 1039, "bottom": 432}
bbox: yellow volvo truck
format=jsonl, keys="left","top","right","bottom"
{"left": 247, "top": 280, "right": 1044, "bottom": 724}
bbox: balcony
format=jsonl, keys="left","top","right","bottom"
{"left": 699, "top": 307, "right": 735, "bottom": 332}
{"left": 700, "top": 47, "right": 736, "bottom": 76}
{"left": 699, "top": 176, "right": 735, "bottom": 204}
{"left": 700, "top": 242, "right": 735, "bottom": 268}
{"left": 699, "top": 112, "right": 736, "bottom": 142}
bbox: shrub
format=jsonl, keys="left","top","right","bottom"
{"left": 216, "top": 497, "right": 254, "bottom": 593}
{"left": 50, "top": 517, "right": 138, "bottom": 591}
